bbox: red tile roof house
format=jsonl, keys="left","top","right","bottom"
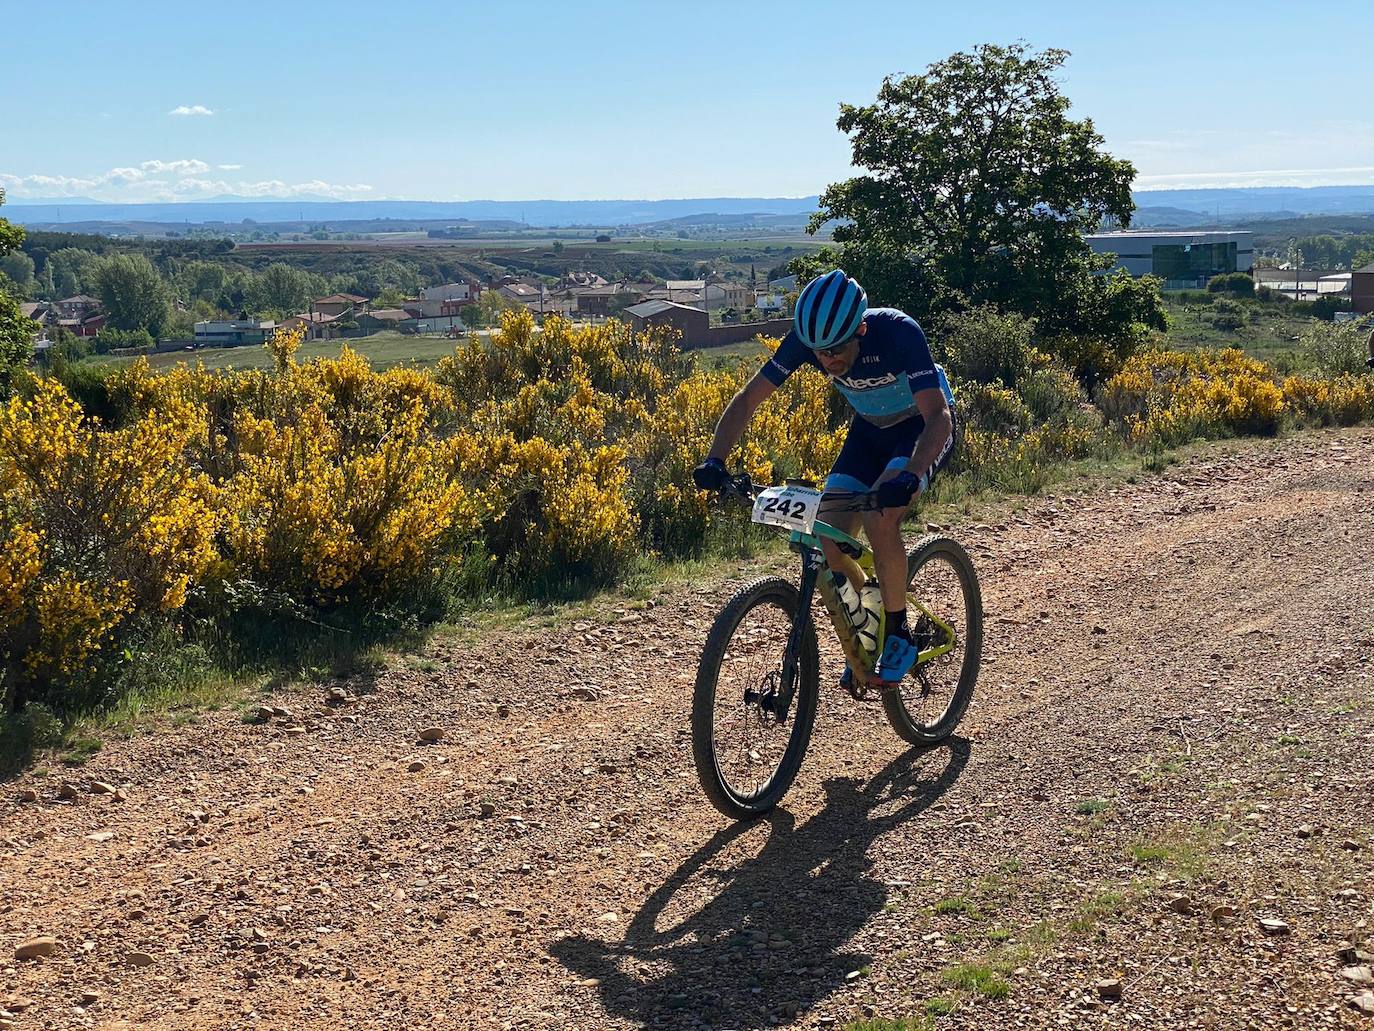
{"left": 57, "top": 294, "right": 102, "bottom": 320}
{"left": 311, "top": 293, "right": 369, "bottom": 318}
{"left": 575, "top": 284, "right": 644, "bottom": 316}
{"left": 59, "top": 312, "right": 108, "bottom": 337}
{"left": 283, "top": 310, "right": 343, "bottom": 340}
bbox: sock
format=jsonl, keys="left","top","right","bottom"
{"left": 885, "top": 607, "right": 910, "bottom": 640}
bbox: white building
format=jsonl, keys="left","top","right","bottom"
{"left": 1085, "top": 230, "right": 1254, "bottom": 288}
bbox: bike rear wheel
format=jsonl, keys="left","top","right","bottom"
{"left": 882, "top": 535, "right": 983, "bottom": 746}
{"left": 692, "top": 576, "right": 820, "bottom": 819}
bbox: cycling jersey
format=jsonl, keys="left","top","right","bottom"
{"left": 761, "top": 307, "right": 954, "bottom": 430}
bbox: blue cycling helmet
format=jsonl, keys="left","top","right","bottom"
{"left": 794, "top": 269, "right": 867, "bottom": 350}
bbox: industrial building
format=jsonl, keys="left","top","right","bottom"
{"left": 1085, "top": 230, "right": 1254, "bottom": 288}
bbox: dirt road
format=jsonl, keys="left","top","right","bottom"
{"left": 3, "top": 429, "right": 1373, "bottom": 1030}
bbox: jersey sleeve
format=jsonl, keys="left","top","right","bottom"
{"left": 896, "top": 317, "right": 941, "bottom": 393}
{"left": 760, "top": 330, "right": 815, "bottom": 386}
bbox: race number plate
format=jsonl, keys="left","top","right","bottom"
{"left": 751, "top": 485, "right": 824, "bottom": 534}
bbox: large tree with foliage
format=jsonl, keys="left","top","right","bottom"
{"left": 48, "top": 247, "right": 100, "bottom": 298}
{"left": 0, "top": 190, "right": 33, "bottom": 395}
{"left": 246, "top": 262, "right": 328, "bottom": 316}
{"left": 93, "top": 252, "right": 174, "bottom": 336}
{"left": 803, "top": 43, "right": 1165, "bottom": 341}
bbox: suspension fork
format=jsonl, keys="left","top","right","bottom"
{"left": 774, "top": 544, "right": 823, "bottom": 723}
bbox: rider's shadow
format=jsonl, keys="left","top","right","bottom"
{"left": 551, "top": 740, "right": 971, "bottom": 1029}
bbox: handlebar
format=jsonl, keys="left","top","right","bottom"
{"left": 715, "top": 471, "right": 880, "bottom": 513}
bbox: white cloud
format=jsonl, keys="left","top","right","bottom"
{"left": 0, "top": 161, "right": 372, "bottom": 202}
{"left": 168, "top": 104, "right": 214, "bottom": 116}
{"left": 218, "top": 164, "right": 243, "bottom": 171}
{"left": 1136, "top": 165, "right": 1374, "bottom": 190}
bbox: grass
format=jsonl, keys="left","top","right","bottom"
{"left": 933, "top": 896, "right": 971, "bottom": 915}
{"left": 1075, "top": 798, "right": 1111, "bottom": 816}
{"left": 844, "top": 1018, "right": 934, "bottom": 1031}
{"left": 941, "top": 962, "right": 1010, "bottom": 999}
{"left": 60, "top": 734, "right": 103, "bottom": 766}
{"left": 925, "top": 998, "right": 958, "bottom": 1017}
{"left": 1127, "top": 826, "right": 1212, "bottom": 878}
{"left": 1067, "top": 890, "right": 1128, "bottom": 934}
{"left": 84, "top": 330, "right": 469, "bottom": 374}
{"left": 1161, "top": 297, "right": 1318, "bottom": 367}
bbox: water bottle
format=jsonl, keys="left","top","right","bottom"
{"left": 859, "top": 581, "right": 883, "bottom": 654}
{"left": 833, "top": 573, "right": 881, "bottom": 654}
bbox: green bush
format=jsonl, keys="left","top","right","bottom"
{"left": 1291, "top": 295, "right": 1350, "bottom": 321}
{"left": 956, "top": 380, "right": 1033, "bottom": 436}
{"left": 1018, "top": 362, "right": 1095, "bottom": 426}
{"left": 54, "top": 361, "right": 119, "bottom": 423}
{"left": 1299, "top": 320, "right": 1372, "bottom": 377}
{"left": 1206, "top": 272, "right": 1255, "bottom": 297}
{"left": 94, "top": 326, "right": 154, "bottom": 354}
{"left": 1207, "top": 298, "right": 1246, "bottom": 331}
{"left": 1170, "top": 290, "right": 1214, "bottom": 305}
{"left": 1038, "top": 333, "right": 1137, "bottom": 392}
{"left": 937, "top": 305, "right": 1037, "bottom": 388}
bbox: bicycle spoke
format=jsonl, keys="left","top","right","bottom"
{"left": 900, "top": 553, "right": 967, "bottom": 729}
{"left": 711, "top": 600, "right": 793, "bottom": 801}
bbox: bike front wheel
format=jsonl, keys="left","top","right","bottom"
{"left": 882, "top": 535, "right": 983, "bottom": 746}
{"left": 692, "top": 576, "right": 820, "bottom": 819}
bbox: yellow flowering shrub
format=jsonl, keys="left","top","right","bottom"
{"left": 0, "top": 379, "right": 217, "bottom": 706}
{"left": 1282, "top": 374, "right": 1374, "bottom": 427}
{"left": 1100, "top": 348, "right": 1286, "bottom": 446}
{"left": 8, "top": 309, "right": 1371, "bottom": 712}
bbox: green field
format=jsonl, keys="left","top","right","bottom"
{"left": 86, "top": 332, "right": 473, "bottom": 374}
{"left": 1160, "top": 297, "right": 1319, "bottom": 367}
{"left": 80, "top": 297, "right": 1328, "bottom": 379}
{"left": 84, "top": 329, "right": 775, "bottom": 376}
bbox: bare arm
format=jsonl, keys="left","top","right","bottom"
{"left": 905, "top": 387, "right": 954, "bottom": 480}
{"left": 707, "top": 370, "right": 778, "bottom": 462}
{"left": 871, "top": 387, "right": 953, "bottom": 489}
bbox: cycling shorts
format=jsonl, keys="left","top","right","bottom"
{"left": 824, "top": 412, "right": 957, "bottom": 494}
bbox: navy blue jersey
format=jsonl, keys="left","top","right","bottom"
{"left": 760, "top": 307, "right": 952, "bottom": 428}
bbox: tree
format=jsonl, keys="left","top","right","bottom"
{"left": 807, "top": 43, "right": 1160, "bottom": 342}
{"left": 0, "top": 189, "right": 32, "bottom": 395}
{"left": 176, "top": 260, "right": 229, "bottom": 303}
{"left": 552, "top": 240, "right": 565, "bottom": 255}
{"left": 48, "top": 247, "right": 100, "bottom": 298}
{"left": 92, "top": 253, "right": 173, "bottom": 336}
{"left": 246, "top": 262, "right": 328, "bottom": 315}
{"left": 460, "top": 304, "right": 485, "bottom": 331}
{"left": 0, "top": 251, "right": 35, "bottom": 296}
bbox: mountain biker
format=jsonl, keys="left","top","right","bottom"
{"left": 693, "top": 269, "right": 956, "bottom": 686}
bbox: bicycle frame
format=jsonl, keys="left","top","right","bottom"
{"left": 773, "top": 514, "right": 959, "bottom": 719}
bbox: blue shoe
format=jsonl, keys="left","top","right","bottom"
{"left": 839, "top": 665, "right": 853, "bottom": 691}
{"left": 874, "top": 632, "right": 917, "bottom": 683}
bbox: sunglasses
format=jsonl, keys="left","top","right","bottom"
{"left": 816, "top": 337, "right": 856, "bottom": 358}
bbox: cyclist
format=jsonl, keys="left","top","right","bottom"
{"left": 693, "top": 269, "right": 956, "bottom": 686}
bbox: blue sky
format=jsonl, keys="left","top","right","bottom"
{"left": 2, "top": 0, "right": 1371, "bottom": 203}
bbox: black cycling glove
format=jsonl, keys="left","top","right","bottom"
{"left": 692, "top": 456, "right": 728, "bottom": 490}
{"left": 876, "top": 470, "right": 925, "bottom": 510}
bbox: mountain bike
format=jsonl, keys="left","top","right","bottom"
{"left": 691, "top": 473, "right": 983, "bottom": 819}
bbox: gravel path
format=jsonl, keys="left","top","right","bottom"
{"left": 3, "top": 428, "right": 1373, "bottom": 1030}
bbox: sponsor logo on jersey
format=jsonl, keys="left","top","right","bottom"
{"left": 834, "top": 372, "right": 898, "bottom": 390}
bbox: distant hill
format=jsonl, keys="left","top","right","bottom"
{"left": 1131, "top": 206, "right": 1210, "bottom": 227}
{"left": 1131, "top": 185, "right": 1374, "bottom": 220}
{"left": 4, "top": 197, "right": 822, "bottom": 228}
{"left": 8, "top": 185, "right": 1374, "bottom": 232}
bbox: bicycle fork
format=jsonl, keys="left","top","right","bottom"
{"left": 768, "top": 544, "right": 824, "bottom": 724}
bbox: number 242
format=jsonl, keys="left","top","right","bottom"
{"left": 762, "top": 497, "right": 808, "bottom": 519}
